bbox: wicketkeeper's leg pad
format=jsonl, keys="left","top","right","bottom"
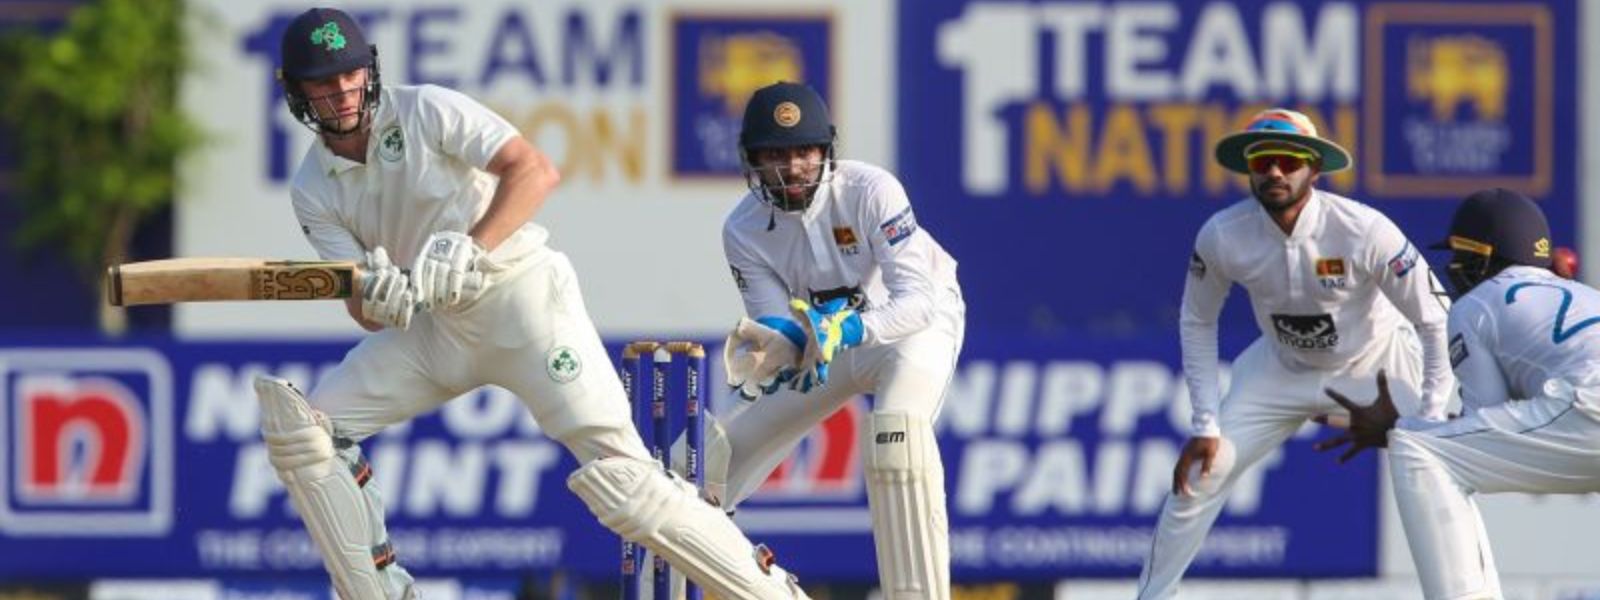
{"left": 256, "top": 376, "right": 414, "bottom": 600}
{"left": 567, "top": 456, "right": 811, "bottom": 600}
{"left": 865, "top": 411, "right": 951, "bottom": 600}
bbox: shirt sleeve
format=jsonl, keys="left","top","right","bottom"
{"left": 291, "top": 185, "right": 364, "bottom": 262}
{"left": 1447, "top": 296, "right": 1509, "bottom": 413}
{"left": 1179, "top": 221, "right": 1232, "bottom": 437}
{"left": 417, "top": 85, "right": 518, "bottom": 170}
{"left": 1366, "top": 216, "right": 1454, "bottom": 422}
{"left": 859, "top": 175, "right": 943, "bottom": 346}
{"left": 723, "top": 224, "right": 791, "bottom": 319}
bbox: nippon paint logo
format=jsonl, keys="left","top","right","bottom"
{"left": 0, "top": 349, "right": 174, "bottom": 536}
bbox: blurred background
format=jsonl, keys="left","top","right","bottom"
{"left": 0, "top": 0, "right": 1595, "bottom": 598}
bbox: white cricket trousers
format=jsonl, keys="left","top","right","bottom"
{"left": 311, "top": 248, "right": 651, "bottom": 464}
{"left": 1136, "top": 329, "right": 1426, "bottom": 600}
{"left": 1389, "top": 378, "right": 1600, "bottom": 600}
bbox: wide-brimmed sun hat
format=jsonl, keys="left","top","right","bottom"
{"left": 1214, "top": 108, "right": 1351, "bottom": 174}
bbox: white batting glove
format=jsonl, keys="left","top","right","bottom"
{"left": 723, "top": 316, "right": 805, "bottom": 399}
{"left": 413, "top": 231, "right": 486, "bottom": 309}
{"left": 360, "top": 247, "right": 414, "bottom": 330}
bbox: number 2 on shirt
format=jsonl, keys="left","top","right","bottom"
{"left": 1506, "top": 282, "right": 1600, "bottom": 344}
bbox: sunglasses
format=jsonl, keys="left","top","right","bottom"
{"left": 1246, "top": 150, "right": 1317, "bottom": 174}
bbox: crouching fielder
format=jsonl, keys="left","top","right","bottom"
{"left": 263, "top": 9, "right": 808, "bottom": 599}
{"left": 1320, "top": 189, "right": 1600, "bottom": 600}
{"left": 718, "top": 81, "right": 965, "bottom": 600}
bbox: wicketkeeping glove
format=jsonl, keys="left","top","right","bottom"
{"left": 789, "top": 297, "right": 864, "bottom": 387}
{"left": 360, "top": 247, "right": 415, "bottom": 330}
{"left": 724, "top": 316, "right": 807, "bottom": 399}
{"left": 413, "top": 231, "right": 487, "bottom": 309}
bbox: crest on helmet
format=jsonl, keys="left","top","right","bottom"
{"left": 773, "top": 102, "right": 802, "bottom": 128}
{"left": 311, "top": 22, "right": 347, "bottom": 52}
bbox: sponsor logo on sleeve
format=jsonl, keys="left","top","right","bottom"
{"left": 1449, "top": 333, "right": 1468, "bottom": 367}
{"left": 729, "top": 265, "right": 749, "bottom": 291}
{"left": 879, "top": 206, "right": 918, "bottom": 246}
{"left": 1271, "top": 314, "right": 1340, "bottom": 350}
{"left": 1387, "top": 242, "right": 1419, "bottom": 277}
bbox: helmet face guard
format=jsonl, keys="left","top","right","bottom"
{"left": 741, "top": 143, "right": 835, "bottom": 212}
{"left": 1445, "top": 248, "right": 1497, "bottom": 297}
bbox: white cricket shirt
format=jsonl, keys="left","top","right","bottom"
{"left": 1180, "top": 190, "right": 1452, "bottom": 436}
{"left": 1447, "top": 265, "right": 1600, "bottom": 413}
{"left": 289, "top": 84, "right": 548, "bottom": 267}
{"left": 723, "top": 160, "right": 961, "bottom": 347}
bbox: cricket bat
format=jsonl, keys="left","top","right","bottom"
{"left": 106, "top": 257, "right": 361, "bottom": 307}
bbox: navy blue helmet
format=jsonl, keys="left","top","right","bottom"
{"left": 1431, "top": 187, "right": 1553, "bottom": 294}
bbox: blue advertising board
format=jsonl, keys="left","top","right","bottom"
{"left": 897, "top": 0, "right": 1579, "bottom": 340}
{"left": 0, "top": 333, "right": 1374, "bottom": 581}
{"left": 668, "top": 13, "right": 834, "bottom": 179}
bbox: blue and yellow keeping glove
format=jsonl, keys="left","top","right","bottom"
{"left": 789, "top": 297, "right": 864, "bottom": 388}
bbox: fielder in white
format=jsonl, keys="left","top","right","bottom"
{"left": 264, "top": 9, "right": 809, "bottom": 599}
{"left": 716, "top": 82, "right": 965, "bottom": 599}
{"left": 1319, "top": 188, "right": 1600, "bottom": 600}
{"left": 1135, "top": 109, "right": 1453, "bottom": 599}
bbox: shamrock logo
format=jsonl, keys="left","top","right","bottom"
{"left": 547, "top": 346, "right": 582, "bottom": 383}
{"left": 378, "top": 126, "right": 404, "bottom": 162}
{"left": 310, "top": 22, "right": 347, "bottom": 52}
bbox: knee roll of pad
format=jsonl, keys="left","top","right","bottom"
{"left": 567, "top": 456, "right": 683, "bottom": 539}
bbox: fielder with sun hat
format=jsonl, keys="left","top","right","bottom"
{"left": 1134, "top": 109, "right": 1455, "bottom": 599}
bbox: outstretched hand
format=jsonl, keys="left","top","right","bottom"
{"left": 1313, "top": 369, "right": 1400, "bottom": 464}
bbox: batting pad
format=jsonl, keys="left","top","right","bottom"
{"left": 568, "top": 456, "right": 811, "bottom": 600}
{"left": 256, "top": 377, "right": 412, "bottom": 600}
{"left": 865, "top": 411, "right": 951, "bottom": 600}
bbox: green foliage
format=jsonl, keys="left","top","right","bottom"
{"left": 0, "top": 0, "right": 201, "bottom": 281}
